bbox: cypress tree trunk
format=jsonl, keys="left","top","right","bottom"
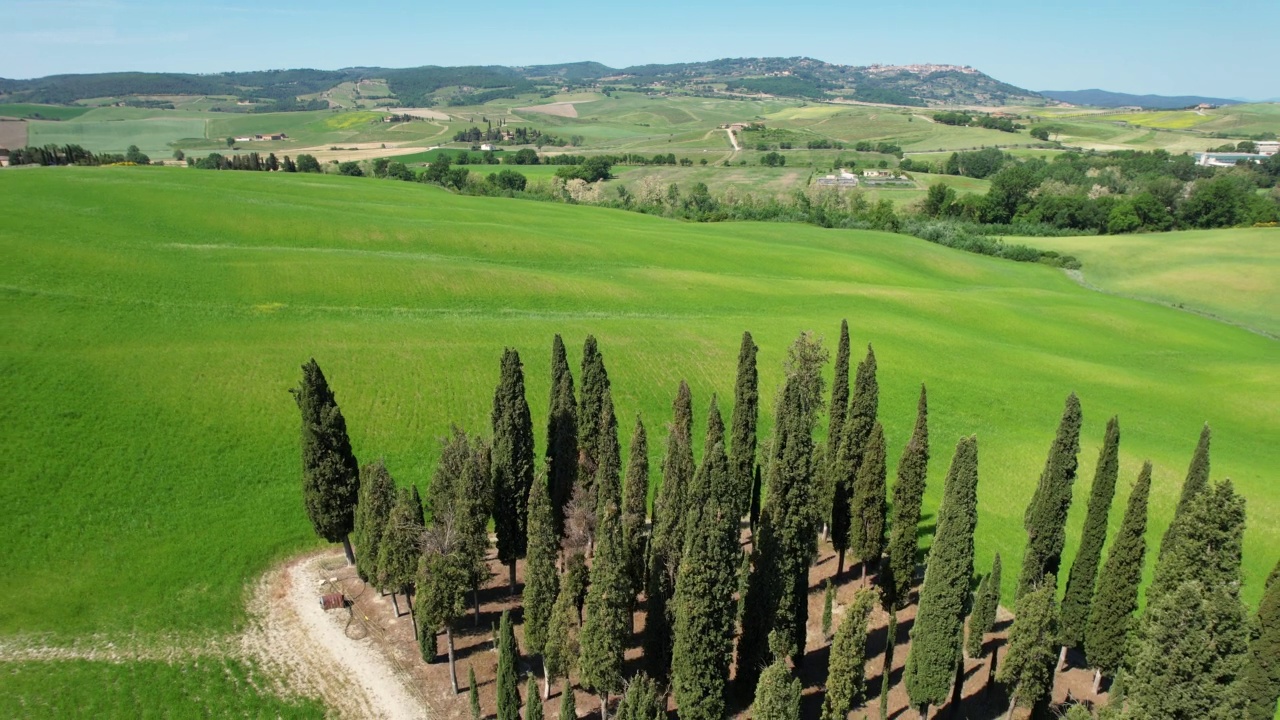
{"left": 1057, "top": 644, "right": 1068, "bottom": 672}
{"left": 509, "top": 560, "right": 517, "bottom": 595}
{"left": 985, "top": 651, "right": 998, "bottom": 700}
{"left": 949, "top": 658, "right": 964, "bottom": 716}
{"left": 447, "top": 626, "right": 459, "bottom": 693}
{"left": 342, "top": 535, "right": 356, "bottom": 565}
{"left": 1003, "top": 693, "right": 1018, "bottom": 720}
{"left": 599, "top": 692, "right": 608, "bottom": 720}
{"left": 390, "top": 590, "right": 401, "bottom": 616}
{"left": 837, "top": 548, "right": 845, "bottom": 578}
{"left": 1091, "top": 669, "right": 1102, "bottom": 695}
{"left": 918, "top": 702, "right": 929, "bottom": 719}
{"left": 543, "top": 661, "right": 551, "bottom": 700}
{"left": 474, "top": 585, "right": 481, "bottom": 626}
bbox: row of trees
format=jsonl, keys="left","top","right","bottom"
{"left": 5, "top": 143, "right": 150, "bottom": 166}
{"left": 293, "top": 324, "right": 1279, "bottom": 720}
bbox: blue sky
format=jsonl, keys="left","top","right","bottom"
{"left": 3, "top": 0, "right": 1277, "bottom": 99}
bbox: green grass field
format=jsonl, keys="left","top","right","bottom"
{"left": 1024, "top": 228, "right": 1280, "bottom": 337}
{"left": 0, "top": 103, "right": 91, "bottom": 121}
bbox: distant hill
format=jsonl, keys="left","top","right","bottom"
{"left": 1040, "top": 88, "right": 1242, "bottom": 109}
{"left": 0, "top": 57, "right": 1043, "bottom": 109}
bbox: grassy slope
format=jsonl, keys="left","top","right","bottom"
{"left": 1, "top": 168, "right": 1276, "bottom": 644}
{"left": 1025, "top": 228, "right": 1280, "bottom": 337}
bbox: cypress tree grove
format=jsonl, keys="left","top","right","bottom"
{"left": 642, "top": 381, "right": 694, "bottom": 681}
{"left": 616, "top": 673, "right": 665, "bottom": 720}
{"left": 1085, "top": 463, "right": 1150, "bottom": 694}
{"left": 493, "top": 348, "right": 535, "bottom": 593}
{"left": 1157, "top": 423, "right": 1211, "bottom": 563}
{"left": 526, "top": 676, "right": 544, "bottom": 720}
{"left": 579, "top": 489, "right": 630, "bottom": 720}
{"left": 292, "top": 359, "right": 361, "bottom": 564}
{"left": 1016, "top": 393, "right": 1083, "bottom": 600}
{"left": 1058, "top": 416, "right": 1120, "bottom": 668}
{"left": 904, "top": 436, "right": 979, "bottom": 719}
{"left": 996, "top": 575, "right": 1060, "bottom": 718}
{"left": 353, "top": 460, "right": 397, "bottom": 583}
{"left": 886, "top": 385, "right": 929, "bottom": 609}
{"left": 966, "top": 553, "right": 1001, "bottom": 660}
{"left": 850, "top": 421, "right": 888, "bottom": 585}
{"left": 497, "top": 609, "right": 522, "bottom": 720}
{"left": 524, "top": 468, "right": 561, "bottom": 695}
{"left": 621, "top": 415, "right": 649, "bottom": 609}
{"left": 577, "top": 336, "right": 611, "bottom": 498}
{"left": 729, "top": 331, "right": 759, "bottom": 523}
{"left": 821, "top": 319, "right": 852, "bottom": 539}
{"left": 736, "top": 333, "right": 826, "bottom": 692}
{"left": 753, "top": 653, "right": 802, "bottom": 720}
{"left": 821, "top": 589, "right": 876, "bottom": 720}
{"left": 1241, "top": 559, "right": 1280, "bottom": 720}
{"left": 377, "top": 487, "right": 425, "bottom": 616}
{"left": 543, "top": 579, "right": 579, "bottom": 700}
{"left": 546, "top": 334, "right": 578, "bottom": 534}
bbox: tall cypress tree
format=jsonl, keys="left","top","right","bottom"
{"left": 887, "top": 385, "right": 929, "bottom": 609}
{"left": 493, "top": 348, "right": 535, "bottom": 593}
{"left": 1016, "top": 393, "right": 1083, "bottom": 599}
{"left": 546, "top": 335, "right": 578, "bottom": 534}
{"left": 621, "top": 415, "right": 649, "bottom": 608}
{"left": 580, "top": 485, "right": 630, "bottom": 720}
{"left": 850, "top": 421, "right": 888, "bottom": 584}
{"left": 821, "top": 589, "right": 876, "bottom": 720}
{"left": 462, "top": 436, "right": 493, "bottom": 625}
{"left": 996, "top": 575, "right": 1060, "bottom": 717}
{"left": 526, "top": 676, "right": 544, "bottom": 720}
{"left": 558, "top": 687, "right": 576, "bottom": 720}
{"left": 904, "top": 436, "right": 979, "bottom": 719}
{"left": 1158, "top": 423, "right": 1211, "bottom": 563}
{"left": 753, "top": 653, "right": 802, "bottom": 720}
{"left": 377, "top": 487, "right": 424, "bottom": 614}
{"left": 737, "top": 332, "right": 826, "bottom": 692}
{"left": 543, "top": 579, "right": 579, "bottom": 700}
{"left": 967, "top": 554, "right": 1001, "bottom": 660}
{"left": 672, "top": 497, "right": 739, "bottom": 720}
{"left": 292, "top": 358, "right": 361, "bottom": 564}
{"left": 353, "top": 460, "right": 397, "bottom": 583}
{"left": 1242, "top": 559, "right": 1280, "bottom": 720}
{"left": 525, "top": 468, "right": 561, "bottom": 694}
{"left": 829, "top": 417, "right": 854, "bottom": 578}
{"left": 416, "top": 544, "right": 470, "bottom": 691}
{"left": 1058, "top": 416, "right": 1120, "bottom": 667}
{"left": 1085, "top": 463, "right": 1151, "bottom": 694}
{"left": 594, "top": 394, "right": 623, "bottom": 530}
{"left": 497, "top": 609, "right": 522, "bottom": 720}
{"left": 577, "top": 336, "right": 610, "bottom": 498}
{"left": 821, "top": 320, "right": 852, "bottom": 538}
{"left": 643, "top": 381, "right": 695, "bottom": 681}
{"left": 845, "top": 345, "right": 879, "bottom": 478}
{"left": 729, "top": 331, "right": 759, "bottom": 523}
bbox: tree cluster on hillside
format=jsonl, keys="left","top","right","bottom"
{"left": 6, "top": 143, "right": 148, "bottom": 166}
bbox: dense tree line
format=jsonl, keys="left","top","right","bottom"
{"left": 5, "top": 143, "right": 148, "bottom": 166}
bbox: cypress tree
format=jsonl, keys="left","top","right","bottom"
{"left": 1059, "top": 416, "right": 1121, "bottom": 666}
{"left": 829, "top": 419, "right": 854, "bottom": 578}
{"left": 558, "top": 686, "right": 576, "bottom": 720}
{"left": 616, "top": 673, "right": 664, "bottom": 720}
{"left": 903, "top": 436, "right": 979, "bottom": 719}
{"left": 621, "top": 415, "right": 649, "bottom": 609}
{"left": 822, "top": 589, "right": 876, "bottom": 720}
{"left": 543, "top": 579, "right": 579, "bottom": 700}
{"left": 524, "top": 467, "right": 560, "bottom": 692}
{"left": 753, "top": 654, "right": 802, "bottom": 720}
{"left": 416, "top": 544, "right": 470, "bottom": 690}
{"left": 411, "top": 484, "right": 425, "bottom": 526}
{"left": 967, "top": 554, "right": 1001, "bottom": 660}
{"left": 749, "top": 464, "right": 762, "bottom": 533}
{"left": 427, "top": 427, "right": 471, "bottom": 524}
{"left": 642, "top": 381, "right": 695, "bottom": 681}
{"left": 526, "top": 676, "right": 544, "bottom": 720}
{"left": 594, "top": 394, "right": 622, "bottom": 530}
{"left": 462, "top": 436, "right": 493, "bottom": 625}
{"left": 565, "top": 551, "right": 589, "bottom": 623}
{"left": 887, "top": 385, "right": 929, "bottom": 609}
{"left": 737, "top": 333, "right": 826, "bottom": 692}
{"left": 377, "top": 487, "right": 424, "bottom": 614}
{"left": 996, "top": 575, "right": 1060, "bottom": 718}
{"left": 880, "top": 610, "right": 897, "bottom": 720}
{"left": 292, "top": 358, "right": 361, "bottom": 564}
{"left": 850, "top": 421, "right": 888, "bottom": 585}
{"left": 1157, "top": 423, "right": 1211, "bottom": 563}
{"left": 577, "top": 336, "right": 610, "bottom": 498}
{"left": 493, "top": 348, "right": 535, "bottom": 593}
{"left": 1085, "top": 463, "right": 1150, "bottom": 694}
{"left": 546, "top": 334, "right": 578, "bottom": 534}
{"left": 671, "top": 493, "right": 738, "bottom": 720}
{"left": 497, "top": 609, "right": 521, "bottom": 720}
{"left": 845, "top": 345, "right": 879, "bottom": 477}
{"left": 822, "top": 319, "right": 852, "bottom": 539}
{"left": 579, "top": 488, "right": 629, "bottom": 720}
{"left": 729, "top": 331, "right": 759, "bottom": 523}
{"left": 1016, "top": 393, "right": 1083, "bottom": 599}
{"left": 821, "top": 581, "right": 834, "bottom": 639}
{"left": 1241, "top": 559, "right": 1280, "bottom": 720}
{"left": 353, "top": 460, "right": 397, "bottom": 583}
{"left": 470, "top": 665, "right": 481, "bottom": 720}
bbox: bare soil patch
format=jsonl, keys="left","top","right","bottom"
{"left": 0, "top": 119, "right": 28, "bottom": 152}
{"left": 294, "top": 143, "right": 430, "bottom": 163}
{"left": 517, "top": 103, "right": 581, "bottom": 119}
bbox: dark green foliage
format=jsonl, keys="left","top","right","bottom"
{"left": 415, "top": 547, "right": 470, "bottom": 667}
{"left": 543, "top": 579, "right": 579, "bottom": 695}
{"left": 377, "top": 488, "right": 424, "bottom": 594}
{"left": 524, "top": 470, "right": 560, "bottom": 657}
{"left": 753, "top": 655, "right": 802, "bottom": 720}
{"left": 564, "top": 552, "right": 589, "bottom": 622}
{"left": 557, "top": 687, "right": 576, "bottom": 720}
{"left": 1158, "top": 423, "right": 1211, "bottom": 563}
{"left": 576, "top": 336, "right": 611, "bottom": 497}
{"left": 845, "top": 345, "right": 880, "bottom": 481}
{"left": 470, "top": 666, "right": 481, "bottom": 720}
{"left": 1060, "top": 417, "right": 1121, "bottom": 651}
{"left": 887, "top": 385, "right": 929, "bottom": 609}
{"left": 410, "top": 484, "right": 425, "bottom": 526}
{"left": 904, "top": 436, "right": 979, "bottom": 713}
{"left": 1149, "top": 478, "right": 1246, "bottom": 607}
{"left": 967, "top": 554, "right": 1001, "bottom": 659}
{"left": 493, "top": 349, "right": 535, "bottom": 576}
{"left": 621, "top": 415, "right": 649, "bottom": 603}
{"left": 821, "top": 581, "right": 834, "bottom": 639}
{"left": 353, "top": 460, "right": 397, "bottom": 583}
{"left": 730, "top": 331, "right": 760, "bottom": 523}
{"left": 546, "top": 335, "right": 578, "bottom": 533}
{"left": 292, "top": 359, "right": 360, "bottom": 546}
{"left": 672, "top": 493, "right": 739, "bottom": 720}
{"left": 616, "top": 673, "right": 664, "bottom": 720}
{"left": 737, "top": 332, "right": 826, "bottom": 691}
{"left": 750, "top": 465, "right": 762, "bottom": 532}
{"left": 1086, "top": 463, "right": 1151, "bottom": 679}
{"left": 1241, "top": 560, "right": 1280, "bottom": 720}
{"left": 822, "top": 320, "right": 852, "bottom": 536}
{"left": 850, "top": 422, "right": 888, "bottom": 577}
{"left": 594, "top": 394, "right": 623, "bottom": 530}
{"left": 526, "top": 676, "right": 543, "bottom": 720}
{"left": 1016, "top": 393, "right": 1083, "bottom": 599}
{"left": 880, "top": 610, "right": 897, "bottom": 720}
{"left": 497, "top": 611, "right": 521, "bottom": 720}
{"left": 579, "top": 491, "right": 629, "bottom": 701}
{"left": 996, "top": 575, "right": 1059, "bottom": 714}
{"left": 821, "top": 589, "right": 875, "bottom": 720}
